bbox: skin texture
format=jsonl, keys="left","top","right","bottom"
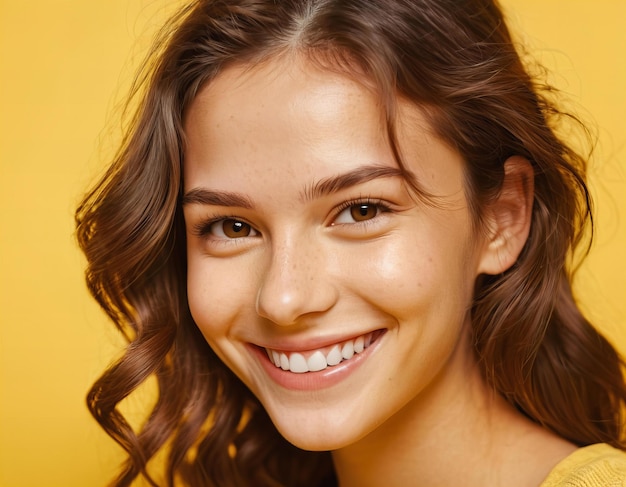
{"left": 183, "top": 56, "right": 575, "bottom": 486}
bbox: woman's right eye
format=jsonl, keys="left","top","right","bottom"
{"left": 207, "top": 219, "right": 258, "bottom": 239}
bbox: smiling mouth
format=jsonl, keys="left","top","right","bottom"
{"left": 264, "top": 330, "right": 384, "bottom": 373}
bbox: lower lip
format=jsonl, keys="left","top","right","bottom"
{"left": 250, "top": 331, "right": 385, "bottom": 391}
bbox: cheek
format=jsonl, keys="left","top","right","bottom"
{"left": 186, "top": 256, "right": 257, "bottom": 339}
{"left": 344, "top": 225, "right": 479, "bottom": 317}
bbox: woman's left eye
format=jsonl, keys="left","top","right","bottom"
{"left": 333, "top": 202, "right": 385, "bottom": 224}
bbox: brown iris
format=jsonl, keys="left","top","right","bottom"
{"left": 221, "top": 219, "right": 253, "bottom": 238}
{"left": 350, "top": 204, "right": 378, "bottom": 222}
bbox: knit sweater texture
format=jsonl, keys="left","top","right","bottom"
{"left": 540, "top": 443, "right": 626, "bottom": 486}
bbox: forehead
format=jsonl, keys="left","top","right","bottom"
{"left": 183, "top": 55, "right": 463, "bottom": 198}
{"left": 184, "top": 56, "right": 386, "bottom": 178}
{"left": 185, "top": 56, "right": 388, "bottom": 143}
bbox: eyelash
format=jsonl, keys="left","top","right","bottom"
{"left": 331, "top": 198, "right": 392, "bottom": 225}
{"left": 192, "top": 216, "right": 254, "bottom": 239}
{"left": 191, "top": 198, "right": 393, "bottom": 240}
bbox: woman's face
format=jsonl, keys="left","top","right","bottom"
{"left": 183, "top": 56, "right": 492, "bottom": 451}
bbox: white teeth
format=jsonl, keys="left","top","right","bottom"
{"left": 307, "top": 351, "right": 328, "bottom": 372}
{"left": 354, "top": 335, "right": 364, "bottom": 353}
{"left": 289, "top": 353, "right": 308, "bottom": 373}
{"left": 326, "top": 345, "right": 342, "bottom": 366}
{"left": 265, "top": 332, "right": 377, "bottom": 373}
{"left": 341, "top": 341, "right": 354, "bottom": 360}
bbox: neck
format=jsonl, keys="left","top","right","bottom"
{"left": 330, "top": 339, "right": 575, "bottom": 487}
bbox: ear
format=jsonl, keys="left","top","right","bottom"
{"left": 478, "top": 156, "right": 534, "bottom": 275}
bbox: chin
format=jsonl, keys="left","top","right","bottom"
{"left": 264, "top": 407, "right": 369, "bottom": 452}
{"left": 276, "top": 425, "right": 355, "bottom": 452}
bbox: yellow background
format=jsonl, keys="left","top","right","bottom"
{"left": 1, "top": 1, "right": 624, "bottom": 485}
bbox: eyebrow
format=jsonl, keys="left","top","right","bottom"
{"left": 181, "top": 189, "right": 254, "bottom": 208}
{"left": 181, "top": 164, "right": 406, "bottom": 208}
{"left": 301, "top": 164, "right": 406, "bottom": 201}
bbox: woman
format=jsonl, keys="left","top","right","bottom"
{"left": 76, "top": 0, "right": 626, "bottom": 485}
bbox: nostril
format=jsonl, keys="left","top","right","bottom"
{"left": 255, "top": 241, "right": 339, "bottom": 325}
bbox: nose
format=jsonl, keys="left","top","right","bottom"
{"left": 256, "top": 235, "right": 338, "bottom": 326}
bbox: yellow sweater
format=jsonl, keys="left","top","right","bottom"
{"left": 540, "top": 443, "right": 626, "bottom": 486}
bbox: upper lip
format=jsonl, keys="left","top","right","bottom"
{"left": 250, "top": 329, "right": 385, "bottom": 353}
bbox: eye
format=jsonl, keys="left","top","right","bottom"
{"left": 209, "top": 219, "right": 258, "bottom": 239}
{"left": 333, "top": 202, "right": 384, "bottom": 224}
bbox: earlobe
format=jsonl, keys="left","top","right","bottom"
{"left": 478, "top": 156, "right": 534, "bottom": 275}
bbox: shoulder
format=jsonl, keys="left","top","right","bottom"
{"left": 540, "top": 443, "right": 626, "bottom": 487}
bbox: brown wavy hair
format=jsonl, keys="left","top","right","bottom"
{"left": 75, "top": 0, "right": 626, "bottom": 485}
